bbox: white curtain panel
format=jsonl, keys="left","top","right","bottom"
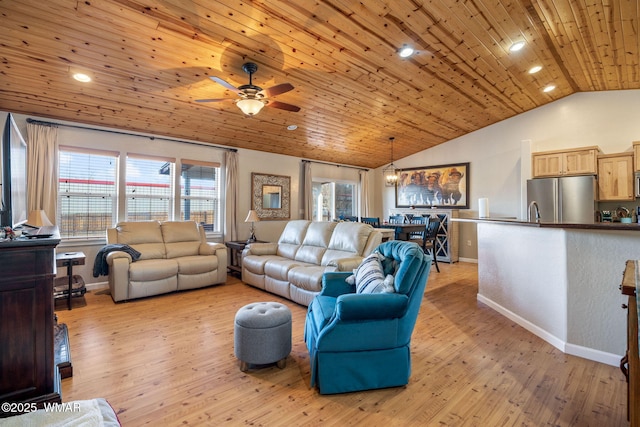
{"left": 26, "top": 123, "right": 58, "bottom": 223}
{"left": 303, "top": 161, "right": 313, "bottom": 220}
{"left": 359, "top": 169, "right": 369, "bottom": 218}
{"left": 224, "top": 150, "right": 238, "bottom": 241}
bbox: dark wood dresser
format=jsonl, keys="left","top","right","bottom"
{"left": 621, "top": 260, "right": 639, "bottom": 427}
{"left": 0, "top": 232, "right": 62, "bottom": 414}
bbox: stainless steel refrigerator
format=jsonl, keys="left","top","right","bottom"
{"left": 526, "top": 176, "right": 597, "bottom": 223}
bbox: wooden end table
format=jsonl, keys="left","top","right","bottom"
{"left": 55, "top": 251, "right": 86, "bottom": 310}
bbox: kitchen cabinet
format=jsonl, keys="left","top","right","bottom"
{"left": 634, "top": 141, "right": 640, "bottom": 172}
{"left": 532, "top": 147, "right": 599, "bottom": 177}
{"left": 597, "top": 152, "right": 634, "bottom": 201}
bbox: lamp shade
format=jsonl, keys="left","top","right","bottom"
{"left": 27, "top": 210, "right": 53, "bottom": 227}
{"left": 245, "top": 210, "right": 260, "bottom": 223}
{"left": 237, "top": 99, "right": 265, "bottom": 116}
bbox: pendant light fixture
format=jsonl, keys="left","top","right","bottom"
{"left": 383, "top": 137, "right": 398, "bottom": 187}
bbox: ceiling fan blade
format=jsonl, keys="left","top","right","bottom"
{"left": 260, "top": 83, "right": 294, "bottom": 97}
{"left": 195, "top": 98, "right": 231, "bottom": 103}
{"left": 209, "top": 76, "right": 238, "bottom": 91}
{"left": 267, "top": 100, "right": 301, "bottom": 112}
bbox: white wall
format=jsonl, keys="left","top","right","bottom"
{"left": 376, "top": 89, "right": 640, "bottom": 258}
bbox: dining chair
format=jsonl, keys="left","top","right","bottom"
{"left": 388, "top": 214, "right": 405, "bottom": 224}
{"left": 408, "top": 216, "right": 426, "bottom": 241}
{"left": 360, "top": 217, "right": 380, "bottom": 228}
{"left": 421, "top": 218, "right": 440, "bottom": 272}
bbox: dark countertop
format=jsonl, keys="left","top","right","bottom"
{"left": 453, "top": 217, "right": 640, "bottom": 231}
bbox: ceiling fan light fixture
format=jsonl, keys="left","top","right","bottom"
{"left": 237, "top": 98, "right": 265, "bottom": 116}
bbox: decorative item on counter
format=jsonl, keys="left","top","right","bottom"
{"left": 4, "top": 226, "right": 15, "bottom": 239}
{"left": 616, "top": 206, "right": 632, "bottom": 223}
{"left": 600, "top": 210, "right": 612, "bottom": 222}
{"left": 478, "top": 198, "right": 489, "bottom": 218}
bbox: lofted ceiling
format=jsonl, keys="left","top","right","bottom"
{"left": 0, "top": 0, "right": 638, "bottom": 169}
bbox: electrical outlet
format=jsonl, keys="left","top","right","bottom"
{"left": 466, "top": 240, "right": 472, "bottom": 246}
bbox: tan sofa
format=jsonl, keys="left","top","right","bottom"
{"left": 241, "top": 220, "right": 382, "bottom": 306}
{"left": 106, "top": 220, "right": 227, "bottom": 302}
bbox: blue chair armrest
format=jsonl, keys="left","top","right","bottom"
{"left": 335, "top": 293, "right": 408, "bottom": 321}
{"left": 320, "top": 272, "right": 355, "bottom": 297}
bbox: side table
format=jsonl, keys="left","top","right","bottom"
{"left": 226, "top": 241, "right": 265, "bottom": 277}
{"left": 55, "top": 251, "right": 86, "bottom": 310}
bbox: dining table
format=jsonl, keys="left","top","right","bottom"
{"left": 378, "top": 223, "right": 425, "bottom": 241}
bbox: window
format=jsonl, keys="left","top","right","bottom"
{"left": 126, "top": 155, "right": 174, "bottom": 221}
{"left": 179, "top": 160, "right": 220, "bottom": 231}
{"left": 58, "top": 143, "right": 224, "bottom": 240}
{"left": 312, "top": 180, "right": 356, "bottom": 221}
{"left": 58, "top": 148, "right": 118, "bottom": 238}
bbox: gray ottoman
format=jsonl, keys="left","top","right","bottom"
{"left": 234, "top": 302, "right": 292, "bottom": 372}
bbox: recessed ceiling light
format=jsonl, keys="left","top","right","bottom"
{"left": 529, "top": 65, "right": 542, "bottom": 74}
{"left": 543, "top": 84, "right": 556, "bottom": 93}
{"left": 399, "top": 46, "right": 414, "bottom": 58}
{"left": 287, "top": 124, "right": 297, "bottom": 131}
{"left": 509, "top": 41, "right": 525, "bottom": 52}
{"left": 73, "top": 73, "right": 91, "bottom": 83}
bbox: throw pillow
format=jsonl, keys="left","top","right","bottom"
{"left": 347, "top": 253, "right": 395, "bottom": 294}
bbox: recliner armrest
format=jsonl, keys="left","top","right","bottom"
{"left": 326, "top": 256, "right": 363, "bottom": 271}
{"left": 335, "top": 293, "right": 408, "bottom": 321}
{"left": 242, "top": 242, "right": 278, "bottom": 256}
{"left": 105, "top": 251, "right": 132, "bottom": 264}
{"left": 199, "top": 242, "right": 225, "bottom": 255}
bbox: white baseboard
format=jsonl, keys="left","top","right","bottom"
{"left": 476, "top": 294, "right": 622, "bottom": 367}
{"left": 85, "top": 281, "right": 108, "bottom": 291}
{"left": 457, "top": 257, "right": 478, "bottom": 263}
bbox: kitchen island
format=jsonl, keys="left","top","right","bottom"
{"left": 456, "top": 217, "right": 640, "bottom": 366}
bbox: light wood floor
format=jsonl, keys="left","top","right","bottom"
{"left": 57, "top": 262, "right": 628, "bottom": 426}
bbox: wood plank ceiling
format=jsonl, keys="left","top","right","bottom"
{"left": 0, "top": 0, "right": 638, "bottom": 168}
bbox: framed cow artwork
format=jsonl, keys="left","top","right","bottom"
{"left": 395, "top": 162, "right": 470, "bottom": 209}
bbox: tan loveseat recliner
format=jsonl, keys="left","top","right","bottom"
{"left": 106, "top": 220, "right": 227, "bottom": 302}
{"left": 241, "top": 220, "right": 382, "bottom": 306}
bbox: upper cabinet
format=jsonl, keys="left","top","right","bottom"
{"left": 532, "top": 147, "right": 600, "bottom": 178}
{"left": 634, "top": 141, "right": 640, "bottom": 172}
{"left": 597, "top": 152, "right": 634, "bottom": 201}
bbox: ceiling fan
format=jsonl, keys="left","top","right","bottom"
{"left": 196, "top": 62, "right": 300, "bottom": 116}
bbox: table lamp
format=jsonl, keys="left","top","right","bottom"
{"left": 245, "top": 210, "right": 260, "bottom": 243}
{"left": 27, "top": 209, "right": 54, "bottom": 227}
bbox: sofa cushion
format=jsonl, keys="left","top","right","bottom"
{"left": 276, "top": 220, "right": 310, "bottom": 259}
{"left": 175, "top": 255, "right": 219, "bottom": 275}
{"left": 264, "top": 258, "right": 305, "bottom": 281}
{"left": 115, "top": 221, "right": 166, "bottom": 260}
{"left": 295, "top": 222, "right": 336, "bottom": 264}
{"left": 129, "top": 258, "right": 178, "bottom": 281}
{"left": 320, "top": 222, "right": 373, "bottom": 266}
{"left": 161, "top": 221, "right": 202, "bottom": 258}
{"left": 288, "top": 265, "right": 327, "bottom": 292}
{"left": 243, "top": 255, "right": 286, "bottom": 275}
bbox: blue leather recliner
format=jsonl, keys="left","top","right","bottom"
{"left": 304, "top": 240, "right": 431, "bottom": 394}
